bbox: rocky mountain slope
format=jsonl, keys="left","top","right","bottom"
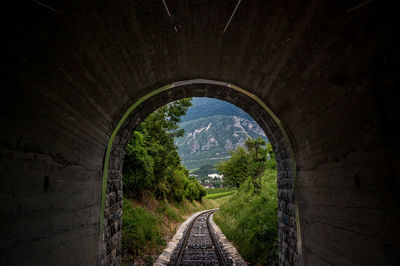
{"left": 175, "top": 98, "right": 268, "bottom": 170}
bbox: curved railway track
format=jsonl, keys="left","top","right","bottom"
{"left": 168, "top": 210, "right": 232, "bottom": 266}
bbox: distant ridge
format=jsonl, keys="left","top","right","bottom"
{"left": 180, "top": 98, "right": 253, "bottom": 122}
{"left": 176, "top": 98, "right": 268, "bottom": 170}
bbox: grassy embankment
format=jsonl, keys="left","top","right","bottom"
{"left": 205, "top": 188, "right": 237, "bottom": 200}
{"left": 122, "top": 192, "right": 232, "bottom": 265}
{"left": 214, "top": 169, "right": 278, "bottom": 265}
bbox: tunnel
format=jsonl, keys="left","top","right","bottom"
{"left": 1, "top": 0, "right": 399, "bottom": 265}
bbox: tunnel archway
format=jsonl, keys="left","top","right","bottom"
{"left": 2, "top": 1, "right": 399, "bottom": 265}
{"left": 101, "top": 79, "right": 301, "bottom": 265}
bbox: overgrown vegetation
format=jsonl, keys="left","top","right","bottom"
{"left": 205, "top": 191, "right": 236, "bottom": 200}
{"left": 122, "top": 196, "right": 218, "bottom": 265}
{"left": 204, "top": 188, "right": 237, "bottom": 200}
{"left": 205, "top": 188, "right": 236, "bottom": 194}
{"left": 216, "top": 138, "right": 275, "bottom": 191}
{"left": 122, "top": 98, "right": 279, "bottom": 265}
{"left": 123, "top": 98, "right": 206, "bottom": 202}
{"left": 191, "top": 164, "right": 217, "bottom": 177}
{"left": 190, "top": 164, "right": 230, "bottom": 188}
{"left": 214, "top": 138, "right": 278, "bottom": 265}
{"left": 122, "top": 99, "right": 208, "bottom": 264}
{"left": 122, "top": 198, "right": 164, "bottom": 263}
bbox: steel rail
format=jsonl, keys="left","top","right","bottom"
{"left": 174, "top": 211, "right": 208, "bottom": 265}
{"left": 174, "top": 210, "right": 227, "bottom": 265}
{"left": 206, "top": 212, "right": 228, "bottom": 266}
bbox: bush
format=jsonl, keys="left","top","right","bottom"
{"left": 122, "top": 199, "right": 164, "bottom": 261}
{"left": 168, "top": 167, "right": 189, "bottom": 202}
{"left": 156, "top": 200, "right": 182, "bottom": 222}
{"left": 123, "top": 132, "right": 154, "bottom": 197}
{"left": 193, "top": 178, "right": 207, "bottom": 201}
{"left": 122, "top": 99, "right": 208, "bottom": 203}
{"left": 184, "top": 178, "right": 206, "bottom": 202}
{"left": 214, "top": 169, "right": 278, "bottom": 265}
{"left": 185, "top": 179, "right": 199, "bottom": 202}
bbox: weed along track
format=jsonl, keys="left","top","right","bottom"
{"left": 168, "top": 210, "right": 231, "bottom": 265}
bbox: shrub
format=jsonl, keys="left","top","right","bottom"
{"left": 214, "top": 169, "right": 278, "bottom": 265}
{"left": 168, "top": 167, "right": 189, "bottom": 202}
{"left": 122, "top": 199, "right": 164, "bottom": 261}
{"left": 123, "top": 131, "right": 154, "bottom": 197}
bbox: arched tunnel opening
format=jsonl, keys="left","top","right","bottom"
{"left": 103, "top": 81, "right": 299, "bottom": 265}
{"left": 1, "top": 1, "right": 399, "bottom": 265}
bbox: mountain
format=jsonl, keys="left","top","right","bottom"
{"left": 180, "top": 97, "right": 253, "bottom": 122}
{"left": 175, "top": 98, "right": 268, "bottom": 170}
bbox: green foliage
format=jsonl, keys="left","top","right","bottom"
{"left": 196, "top": 179, "right": 207, "bottom": 200}
{"left": 204, "top": 188, "right": 237, "bottom": 199}
{"left": 122, "top": 199, "right": 164, "bottom": 261}
{"left": 168, "top": 166, "right": 188, "bottom": 202}
{"left": 213, "top": 138, "right": 278, "bottom": 264}
{"left": 190, "top": 164, "right": 217, "bottom": 178}
{"left": 266, "top": 143, "right": 277, "bottom": 170}
{"left": 216, "top": 137, "right": 273, "bottom": 192}
{"left": 191, "top": 164, "right": 229, "bottom": 188}
{"left": 245, "top": 138, "right": 268, "bottom": 193}
{"left": 205, "top": 188, "right": 236, "bottom": 194}
{"left": 122, "top": 197, "right": 218, "bottom": 264}
{"left": 184, "top": 177, "right": 206, "bottom": 202}
{"left": 214, "top": 169, "right": 278, "bottom": 265}
{"left": 205, "top": 191, "right": 236, "bottom": 200}
{"left": 216, "top": 147, "right": 249, "bottom": 188}
{"left": 123, "top": 98, "right": 206, "bottom": 203}
{"left": 123, "top": 131, "right": 154, "bottom": 197}
{"left": 156, "top": 201, "right": 182, "bottom": 222}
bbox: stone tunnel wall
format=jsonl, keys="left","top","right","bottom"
{"left": 103, "top": 84, "right": 299, "bottom": 265}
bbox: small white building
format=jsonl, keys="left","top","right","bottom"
{"left": 207, "top": 173, "right": 223, "bottom": 179}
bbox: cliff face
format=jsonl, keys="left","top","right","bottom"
{"left": 176, "top": 98, "right": 268, "bottom": 170}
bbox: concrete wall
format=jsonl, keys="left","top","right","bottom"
{"left": 1, "top": 0, "right": 399, "bottom": 265}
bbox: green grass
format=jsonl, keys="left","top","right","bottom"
{"left": 213, "top": 194, "right": 233, "bottom": 205}
{"left": 122, "top": 199, "right": 164, "bottom": 264}
{"left": 205, "top": 191, "right": 236, "bottom": 199}
{"left": 122, "top": 196, "right": 219, "bottom": 265}
{"left": 205, "top": 187, "right": 236, "bottom": 194}
{"left": 156, "top": 201, "right": 182, "bottom": 222}
{"left": 214, "top": 169, "right": 278, "bottom": 265}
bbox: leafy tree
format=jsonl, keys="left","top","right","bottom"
{"left": 137, "top": 99, "right": 192, "bottom": 196}
{"left": 191, "top": 164, "right": 217, "bottom": 178}
{"left": 245, "top": 138, "right": 267, "bottom": 193}
{"left": 266, "top": 143, "right": 277, "bottom": 169}
{"left": 216, "top": 137, "right": 273, "bottom": 192}
{"left": 192, "top": 178, "right": 207, "bottom": 201}
{"left": 184, "top": 177, "right": 206, "bottom": 202}
{"left": 123, "top": 98, "right": 206, "bottom": 202}
{"left": 123, "top": 131, "right": 154, "bottom": 197}
{"left": 216, "top": 147, "right": 249, "bottom": 188}
{"left": 168, "top": 166, "right": 189, "bottom": 202}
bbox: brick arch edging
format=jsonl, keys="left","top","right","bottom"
{"left": 99, "top": 79, "right": 302, "bottom": 265}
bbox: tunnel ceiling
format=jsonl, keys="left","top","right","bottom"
{"left": 1, "top": 0, "right": 399, "bottom": 265}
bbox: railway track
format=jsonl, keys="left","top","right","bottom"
{"left": 168, "top": 210, "right": 232, "bottom": 266}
